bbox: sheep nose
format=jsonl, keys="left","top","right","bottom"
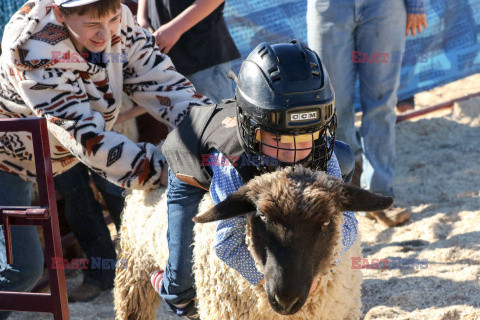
{"left": 274, "top": 294, "right": 299, "bottom": 313}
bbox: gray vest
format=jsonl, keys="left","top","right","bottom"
{"left": 162, "top": 101, "right": 260, "bottom": 190}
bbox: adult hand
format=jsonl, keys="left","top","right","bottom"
{"left": 406, "top": 14, "right": 428, "bottom": 36}
{"left": 153, "top": 23, "right": 183, "bottom": 54}
{"left": 136, "top": 0, "right": 155, "bottom": 33}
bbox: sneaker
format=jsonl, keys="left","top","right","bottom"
{"left": 171, "top": 300, "right": 200, "bottom": 320}
{"left": 150, "top": 269, "right": 164, "bottom": 294}
{"left": 366, "top": 205, "right": 411, "bottom": 227}
{"left": 151, "top": 270, "right": 200, "bottom": 319}
{"left": 68, "top": 283, "right": 102, "bottom": 302}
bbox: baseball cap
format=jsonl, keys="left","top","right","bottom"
{"left": 54, "top": 0, "right": 102, "bottom": 7}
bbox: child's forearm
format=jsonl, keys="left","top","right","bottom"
{"left": 166, "top": 0, "right": 225, "bottom": 35}
{"left": 137, "top": 0, "right": 154, "bottom": 32}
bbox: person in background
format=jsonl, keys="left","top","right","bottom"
{"left": 2, "top": 0, "right": 128, "bottom": 303}
{"left": 137, "top": 0, "right": 240, "bottom": 104}
{"left": 53, "top": 162, "right": 125, "bottom": 302}
{"left": 307, "top": 0, "right": 427, "bottom": 227}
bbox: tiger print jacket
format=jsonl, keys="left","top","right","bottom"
{"left": 0, "top": 0, "right": 210, "bottom": 189}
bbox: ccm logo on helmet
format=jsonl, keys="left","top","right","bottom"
{"left": 290, "top": 111, "right": 318, "bottom": 122}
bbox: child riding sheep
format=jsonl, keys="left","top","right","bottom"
{"left": 152, "top": 40, "right": 357, "bottom": 319}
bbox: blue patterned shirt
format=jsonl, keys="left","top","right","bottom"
{"left": 210, "top": 150, "right": 358, "bottom": 285}
{"left": 0, "top": 0, "right": 25, "bottom": 41}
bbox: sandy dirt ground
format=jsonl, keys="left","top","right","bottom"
{"left": 360, "top": 95, "right": 480, "bottom": 320}
{"left": 8, "top": 74, "right": 480, "bottom": 320}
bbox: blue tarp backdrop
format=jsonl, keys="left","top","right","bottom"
{"left": 224, "top": 0, "right": 480, "bottom": 101}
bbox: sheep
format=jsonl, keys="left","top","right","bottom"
{"left": 113, "top": 165, "right": 393, "bottom": 320}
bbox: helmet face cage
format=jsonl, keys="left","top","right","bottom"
{"left": 237, "top": 107, "right": 336, "bottom": 172}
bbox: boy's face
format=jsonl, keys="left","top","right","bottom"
{"left": 259, "top": 130, "right": 313, "bottom": 163}
{"left": 53, "top": 5, "right": 121, "bottom": 54}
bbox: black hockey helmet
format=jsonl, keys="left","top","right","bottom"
{"left": 235, "top": 40, "right": 336, "bottom": 171}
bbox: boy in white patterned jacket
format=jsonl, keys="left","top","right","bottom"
{"left": 0, "top": 0, "right": 208, "bottom": 317}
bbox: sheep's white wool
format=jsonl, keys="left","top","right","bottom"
{"left": 114, "top": 169, "right": 363, "bottom": 320}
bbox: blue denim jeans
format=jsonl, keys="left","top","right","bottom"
{"left": 0, "top": 170, "right": 44, "bottom": 320}
{"left": 186, "top": 62, "right": 235, "bottom": 104}
{"left": 162, "top": 62, "right": 234, "bottom": 306}
{"left": 54, "top": 163, "right": 125, "bottom": 289}
{"left": 160, "top": 142, "right": 352, "bottom": 308}
{"left": 307, "top": 0, "right": 406, "bottom": 197}
{"left": 160, "top": 169, "right": 207, "bottom": 309}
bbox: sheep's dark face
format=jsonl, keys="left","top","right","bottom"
{"left": 194, "top": 166, "right": 393, "bottom": 315}
{"left": 247, "top": 207, "right": 339, "bottom": 315}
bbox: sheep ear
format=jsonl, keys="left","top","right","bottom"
{"left": 193, "top": 187, "right": 256, "bottom": 223}
{"left": 340, "top": 184, "right": 394, "bottom": 212}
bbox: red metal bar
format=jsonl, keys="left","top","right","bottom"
{"left": 1, "top": 206, "right": 49, "bottom": 263}
{"left": 0, "top": 118, "right": 70, "bottom": 320}
{"left": 396, "top": 91, "right": 480, "bottom": 123}
{"left": 2, "top": 208, "right": 49, "bottom": 219}
{"left": 397, "top": 102, "right": 453, "bottom": 123}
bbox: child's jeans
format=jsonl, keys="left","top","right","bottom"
{"left": 160, "top": 140, "right": 354, "bottom": 309}
{"left": 160, "top": 170, "right": 207, "bottom": 309}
